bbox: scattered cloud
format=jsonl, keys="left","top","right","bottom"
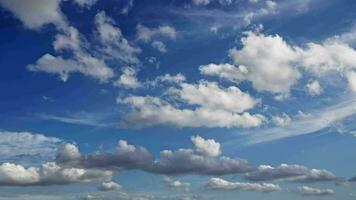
{"left": 164, "top": 177, "right": 190, "bottom": 191}
{"left": 245, "top": 164, "right": 339, "bottom": 183}
{"left": 97, "top": 181, "right": 122, "bottom": 191}
{"left": 306, "top": 80, "right": 323, "bottom": 96}
{"left": 298, "top": 186, "right": 335, "bottom": 196}
{"left": 206, "top": 177, "right": 281, "bottom": 193}
{"left": 114, "top": 67, "right": 142, "bottom": 89}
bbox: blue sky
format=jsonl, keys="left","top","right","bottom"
{"left": 0, "top": 0, "right": 356, "bottom": 199}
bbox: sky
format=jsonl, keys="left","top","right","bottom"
{"left": 0, "top": 0, "right": 356, "bottom": 199}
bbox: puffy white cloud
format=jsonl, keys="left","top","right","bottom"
{"left": 0, "top": 0, "right": 65, "bottom": 29}
{"left": 114, "top": 67, "right": 142, "bottom": 89}
{"left": 206, "top": 177, "right": 281, "bottom": 192}
{"left": 178, "top": 81, "right": 257, "bottom": 113}
{"left": 191, "top": 135, "right": 221, "bottom": 157}
{"left": 272, "top": 113, "right": 291, "bottom": 127}
{"left": 0, "top": 131, "right": 61, "bottom": 163}
{"left": 0, "top": 162, "right": 111, "bottom": 186}
{"left": 245, "top": 164, "right": 339, "bottom": 183}
{"left": 228, "top": 32, "right": 301, "bottom": 95}
{"left": 164, "top": 177, "right": 190, "bottom": 191}
{"left": 117, "top": 95, "right": 265, "bottom": 128}
{"left": 97, "top": 181, "right": 122, "bottom": 191}
{"left": 201, "top": 32, "right": 356, "bottom": 97}
{"left": 118, "top": 80, "right": 264, "bottom": 128}
{"left": 56, "top": 143, "right": 82, "bottom": 164}
{"left": 150, "top": 148, "right": 252, "bottom": 176}
{"left": 306, "top": 80, "right": 323, "bottom": 96}
{"left": 298, "top": 186, "right": 335, "bottom": 196}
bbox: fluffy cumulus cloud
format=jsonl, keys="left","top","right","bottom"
{"left": 306, "top": 80, "right": 323, "bottom": 96}
{"left": 206, "top": 177, "right": 281, "bottom": 193}
{"left": 0, "top": 131, "right": 61, "bottom": 163}
{"left": 245, "top": 164, "right": 339, "bottom": 183}
{"left": 0, "top": 162, "right": 111, "bottom": 186}
{"left": 190, "top": 135, "right": 221, "bottom": 157}
{"left": 201, "top": 32, "right": 301, "bottom": 96}
{"left": 0, "top": 135, "right": 343, "bottom": 187}
{"left": 298, "top": 186, "right": 335, "bottom": 196}
{"left": 177, "top": 81, "right": 257, "bottom": 113}
{"left": 118, "top": 95, "right": 264, "bottom": 128}
{"left": 117, "top": 81, "right": 264, "bottom": 128}
{"left": 148, "top": 135, "right": 253, "bottom": 175}
{"left": 56, "top": 136, "right": 253, "bottom": 176}
{"left": 114, "top": 67, "right": 142, "bottom": 89}
{"left": 200, "top": 32, "right": 356, "bottom": 97}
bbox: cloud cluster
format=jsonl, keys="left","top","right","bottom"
{"left": 0, "top": 162, "right": 111, "bottom": 186}
{"left": 0, "top": 134, "right": 343, "bottom": 189}
{"left": 200, "top": 32, "right": 356, "bottom": 98}
{"left": 118, "top": 81, "right": 265, "bottom": 128}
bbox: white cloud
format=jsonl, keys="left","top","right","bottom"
{"left": 164, "top": 177, "right": 190, "bottom": 191}
{"left": 137, "top": 24, "right": 176, "bottom": 42}
{"left": 56, "top": 143, "right": 82, "bottom": 164}
{"left": 94, "top": 11, "right": 140, "bottom": 64}
{"left": 191, "top": 135, "right": 221, "bottom": 157}
{"left": 346, "top": 70, "right": 356, "bottom": 92}
{"left": 206, "top": 177, "right": 281, "bottom": 192}
{"left": 148, "top": 73, "right": 186, "bottom": 87}
{"left": 152, "top": 40, "right": 167, "bottom": 53}
{"left": 228, "top": 32, "right": 301, "bottom": 95}
{"left": 177, "top": 81, "right": 258, "bottom": 113}
{"left": 73, "top": 0, "right": 99, "bottom": 8}
{"left": 201, "top": 32, "right": 356, "bottom": 97}
{"left": 114, "top": 67, "right": 142, "bottom": 89}
{"left": 137, "top": 24, "right": 176, "bottom": 53}
{"left": 306, "top": 80, "right": 323, "bottom": 96}
{"left": 117, "top": 95, "right": 265, "bottom": 128}
{"left": 245, "top": 164, "right": 339, "bottom": 183}
{"left": 28, "top": 53, "right": 114, "bottom": 82}
{"left": 298, "top": 186, "right": 335, "bottom": 196}
{"left": 97, "top": 181, "right": 122, "bottom": 191}
{"left": 0, "top": 0, "right": 65, "bottom": 29}
{"left": 0, "top": 162, "right": 112, "bottom": 186}
{"left": 0, "top": 131, "right": 61, "bottom": 163}
{"left": 272, "top": 113, "right": 291, "bottom": 127}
